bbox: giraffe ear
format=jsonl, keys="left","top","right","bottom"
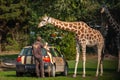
{"left": 39, "top": 17, "right": 42, "bottom": 21}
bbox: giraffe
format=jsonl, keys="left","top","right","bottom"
{"left": 101, "top": 5, "right": 120, "bottom": 72}
{"left": 38, "top": 15, "right": 105, "bottom": 77}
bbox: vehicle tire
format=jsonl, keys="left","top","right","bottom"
{"left": 16, "top": 72, "right": 23, "bottom": 77}
{"left": 31, "top": 73, "right": 36, "bottom": 77}
{"left": 50, "top": 65, "right": 55, "bottom": 77}
{"left": 63, "top": 65, "right": 68, "bottom": 76}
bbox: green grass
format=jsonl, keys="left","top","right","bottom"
{"left": 0, "top": 54, "right": 120, "bottom": 80}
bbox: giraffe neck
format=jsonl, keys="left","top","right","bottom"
{"left": 104, "top": 8, "right": 120, "bottom": 33}
{"left": 48, "top": 17, "right": 83, "bottom": 33}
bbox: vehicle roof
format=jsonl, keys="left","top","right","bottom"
{"left": 23, "top": 46, "right": 32, "bottom": 48}
{"left": 23, "top": 46, "right": 55, "bottom": 49}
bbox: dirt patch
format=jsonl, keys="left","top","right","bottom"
{"left": 0, "top": 51, "right": 17, "bottom": 71}
{"left": 0, "top": 51, "right": 19, "bottom": 55}
{"left": 104, "top": 54, "right": 118, "bottom": 60}
{"left": 0, "top": 58, "right": 16, "bottom": 71}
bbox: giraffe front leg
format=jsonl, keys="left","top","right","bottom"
{"left": 73, "top": 42, "right": 80, "bottom": 78}
{"left": 100, "top": 56, "right": 103, "bottom": 76}
{"left": 82, "top": 45, "right": 86, "bottom": 77}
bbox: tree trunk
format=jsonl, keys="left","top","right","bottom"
{"left": 0, "top": 34, "right": 2, "bottom": 53}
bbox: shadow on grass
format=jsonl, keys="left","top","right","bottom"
{"left": 68, "top": 68, "right": 120, "bottom": 80}
{"left": 4, "top": 71, "right": 65, "bottom": 78}
{"left": 69, "top": 67, "right": 120, "bottom": 76}
{"left": 4, "top": 72, "right": 36, "bottom": 78}
{"left": 69, "top": 67, "right": 116, "bottom": 72}
{"left": 5, "top": 74, "right": 17, "bottom": 77}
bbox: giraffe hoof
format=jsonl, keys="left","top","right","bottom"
{"left": 82, "top": 75, "right": 85, "bottom": 78}
{"left": 100, "top": 74, "right": 103, "bottom": 76}
{"left": 73, "top": 74, "right": 76, "bottom": 78}
{"left": 95, "top": 74, "right": 98, "bottom": 77}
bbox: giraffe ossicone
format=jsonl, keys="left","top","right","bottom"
{"left": 38, "top": 15, "right": 105, "bottom": 77}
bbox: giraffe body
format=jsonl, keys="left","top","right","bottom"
{"left": 38, "top": 16, "right": 104, "bottom": 77}
{"left": 101, "top": 5, "right": 120, "bottom": 72}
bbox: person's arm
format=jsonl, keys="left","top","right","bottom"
{"left": 44, "top": 43, "right": 53, "bottom": 64}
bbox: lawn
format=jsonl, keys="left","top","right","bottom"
{"left": 0, "top": 54, "right": 120, "bottom": 80}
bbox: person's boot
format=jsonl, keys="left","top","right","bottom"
{"left": 36, "top": 72, "right": 40, "bottom": 78}
{"left": 41, "top": 74, "right": 45, "bottom": 78}
{"left": 37, "top": 75, "right": 40, "bottom": 78}
{"left": 41, "top": 72, "right": 45, "bottom": 78}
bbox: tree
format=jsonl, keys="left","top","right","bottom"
{"left": 1, "top": 0, "right": 119, "bottom": 58}
{"left": 0, "top": 0, "right": 31, "bottom": 51}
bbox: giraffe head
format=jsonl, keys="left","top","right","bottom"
{"left": 38, "top": 15, "right": 50, "bottom": 28}
{"left": 101, "top": 5, "right": 107, "bottom": 13}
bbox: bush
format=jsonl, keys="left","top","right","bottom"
{"left": 57, "top": 32, "right": 76, "bottom": 60}
{"left": 5, "top": 38, "right": 20, "bottom": 51}
{"left": 4, "top": 33, "right": 29, "bottom": 51}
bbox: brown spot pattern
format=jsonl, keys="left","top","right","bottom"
{"left": 49, "top": 18, "right": 104, "bottom": 51}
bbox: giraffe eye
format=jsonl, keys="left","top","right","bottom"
{"left": 42, "top": 20, "right": 46, "bottom": 22}
{"left": 41, "top": 21, "right": 46, "bottom": 25}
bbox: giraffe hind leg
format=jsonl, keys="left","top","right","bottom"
{"left": 96, "top": 46, "right": 103, "bottom": 77}
{"left": 117, "top": 38, "right": 120, "bottom": 72}
{"left": 100, "top": 53, "right": 104, "bottom": 76}
{"left": 96, "top": 54, "right": 101, "bottom": 77}
{"left": 118, "top": 50, "right": 120, "bottom": 72}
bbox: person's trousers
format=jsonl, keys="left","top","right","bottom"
{"left": 35, "top": 58, "right": 44, "bottom": 77}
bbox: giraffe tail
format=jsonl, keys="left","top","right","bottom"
{"left": 101, "top": 44, "right": 105, "bottom": 60}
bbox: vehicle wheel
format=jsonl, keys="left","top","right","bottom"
{"left": 63, "top": 65, "right": 68, "bottom": 76}
{"left": 50, "top": 65, "right": 55, "bottom": 77}
{"left": 16, "top": 72, "right": 23, "bottom": 77}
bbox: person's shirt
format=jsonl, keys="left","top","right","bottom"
{"left": 32, "top": 41, "right": 44, "bottom": 59}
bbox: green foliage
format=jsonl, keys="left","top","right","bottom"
{"left": 0, "top": 0, "right": 31, "bottom": 51}
{"left": 5, "top": 37, "right": 20, "bottom": 51}
{"left": 58, "top": 33, "right": 76, "bottom": 60}
{"left": 0, "top": 0, "right": 31, "bottom": 21}
{"left": 3, "top": 31, "right": 29, "bottom": 51}
{"left": 1, "top": 0, "right": 120, "bottom": 59}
